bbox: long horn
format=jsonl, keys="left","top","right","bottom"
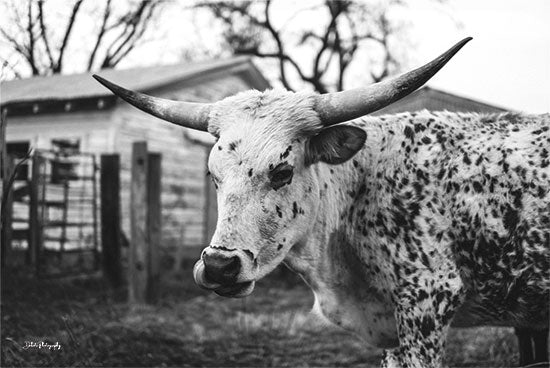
{"left": 93, "top": 75, "right": 211, "bottom": 131}
{"left": 315, "top": 37, "right": 473, "bottom": 125}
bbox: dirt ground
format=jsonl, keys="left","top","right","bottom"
{"left": 1, "top": 266, "right": 519, "bottom": 367}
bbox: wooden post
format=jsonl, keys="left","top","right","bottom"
{"left": 0, "top": 108, "right": 7, "bottom": 181}
{"left": 100, "top": 154, "right": 122, "bottom": 288}
{"left": 146, "top": 153, "right": 161, "bottom": 303}
{"left": 130, "top": 143, "right": 162, "bottom": 304}
{"left": 92, "top": 155, "right": 99, "bottom": 268}
{"left": 1, "top": 156, "right": 14, "bottom": 267}
{"left": 129, "top": 142, "right": 148, "bottom": 304}
{"left": 28, "top": 153, "right": 44, "bottom": 270}
{"left": 1, "top": 108, "right": 8, "bottom": 266}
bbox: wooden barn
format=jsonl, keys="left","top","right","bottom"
{"left": 1, "top": 57, "right": 270, "bottom": 273}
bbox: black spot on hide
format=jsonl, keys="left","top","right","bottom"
{"left": 472, "top": 181, "right": 483, "bottom": 193}
{"left": 463, "top": 153, "right": 471, "bottom": 165}
{"left": 420, "top": 316, "right": 435, "bottom": 338}
{"left": 503, "top": 205, "right": 519, "bottom": 232}
{"left": 228, "top": 140, "right": 241, "bottom": 151}
{"left": 280, "top": 145, "right": 293, "bottom": 160}
{"left": 404, "top": 126, "right": 415, "bottom": 140}
{"left": 421, "top": 136, "right": 432, "bottom": 144}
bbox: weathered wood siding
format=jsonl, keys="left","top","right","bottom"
{"left": 114, "top": 73, "right": 252, "bottom": 248}
{"left": 5, "top": 111, "right": 115, "bottom": 152}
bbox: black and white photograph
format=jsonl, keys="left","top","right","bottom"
{"left": 0, "top": 0, "right": 548, "bottom": 367}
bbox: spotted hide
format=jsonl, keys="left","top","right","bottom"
{"left": 280, "top": 109, "right": 550, "bottom": 367}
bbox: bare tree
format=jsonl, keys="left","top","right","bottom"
{"left": 0, "top": 0, "right": 164, "bottom": 77}
{"left": 197, "top": 0, "right": 414, "bottom": 93}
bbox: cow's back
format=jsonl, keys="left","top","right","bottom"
{"left": 427, "top": 112, "right": 550, "bottom": 328}
{"left": 354, "top": 111, "right": 550, "bottom": 328}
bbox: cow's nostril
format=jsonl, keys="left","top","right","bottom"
{"left": 203, "top": 253, "right": 241, "bottom": 284}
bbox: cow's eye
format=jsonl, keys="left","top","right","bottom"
{"left": 269, "top": 163, "right": 293, "bottom": 190}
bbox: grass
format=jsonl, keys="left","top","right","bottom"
{"left": 1, "top": 265, "right": 522, "bottom": 367}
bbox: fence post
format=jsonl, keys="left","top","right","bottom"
{"left": 0, "top": 108, "right": 7, "bottom": 180}
{"left": 1, "top": 155, "right": 14, "bottom": 267}
{"left": 130, "top": 142, "right": 162, "bottom": 304}
{"left": 100, "top": 154, "right": 122, "bottom": 288}
{"left": 28, "top": 153, "right": 44, "bottom": 271}
{"left": 0, "top": 109, "right": 8, "bottom": 267}
{"left": 146, "top": 153, "right": 161, "bottom": 303}
{"left": 130, "top": 142, "right": 148, "bottom": 304}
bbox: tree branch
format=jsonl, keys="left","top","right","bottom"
{"left": 105, "top": 1, "right": 148, "bottom": 62}
{"left": 263, "top": 0, "right": 300, "bottom": 91}
{"left": 333, "top": 23, "right": 345, "bottom": 91}
{"left": 0, "top": 0, "right": 162, "bottom": 76}
{"left": 311, "top": 1, "right": 342, "bottom": 87}
{"left": 0, "top": 56, "right": 23, "bottom": 80}
{"left": 196, "top": 2, "right": 265, "bottom": 27}
{"left": 369, "top": 14, "right": 396, "bottom": 83}
{"left": 101, "top": 0, "right": 160, "bottom": 68}
{"left": 26, "top": 0, "right": 39, "bottom": 75}
{"left": 37, "top": 0, "right": 55, "bottom": 71}
{"left": 0, "top": 28, "right": 30, "bottom": 58}
{"left": 55, "top": 0, "right": 85, "bottom": 73}
{"left": 87, "top": 0, "right": 112, "bottom": 71}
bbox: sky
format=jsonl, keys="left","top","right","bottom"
{"left": 1, "top": 0, "right": 548, "bottom": 113}
{"left": 133, "top": 0, "right": 550, "bottom": 114}
{"left": 407, "top": 0, "right": 550, "bottom": 113}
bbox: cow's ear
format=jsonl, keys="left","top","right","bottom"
{"left": 305, "top": 125, "right": 366, "bottom": 165}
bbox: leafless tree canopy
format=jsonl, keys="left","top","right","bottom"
{"left": 0, "top": 0, "right": 163, "bottom": 78}
{"left": 197, "top": 0, "right": 409, "bottom": 93}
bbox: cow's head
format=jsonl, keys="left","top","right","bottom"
{"left": 94, "top": 38, "right": 471, "bottom": 297}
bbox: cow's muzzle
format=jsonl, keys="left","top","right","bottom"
{"left": 193, "top": 248, "right": 255, "bottom": 298}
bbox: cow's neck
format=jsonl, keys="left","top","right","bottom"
{"left": 285, "top": 116, "right": 401, "bottom": 285}
{"left": 283, "top": 117, "right": 400, "bottom": 345}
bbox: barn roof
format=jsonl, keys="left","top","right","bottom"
{"left": 374, "top": 86, "right": 509, "bottom": 115}
{"left": 1, "top": 58, "right": 508, "bottom": 116}
{"left": 0, "top": 56, "right": 269, "bottom": 108}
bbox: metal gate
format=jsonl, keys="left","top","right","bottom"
{"left": 9, "top": 149, "right": 99, "bottom": 277}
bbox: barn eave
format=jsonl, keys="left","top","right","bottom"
{"left": 0, "top": 96, "right": 117, "bottom": 117}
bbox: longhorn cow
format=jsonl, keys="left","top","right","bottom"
{"left": 94, "top": 38, "right": 549, "bottom": 367}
